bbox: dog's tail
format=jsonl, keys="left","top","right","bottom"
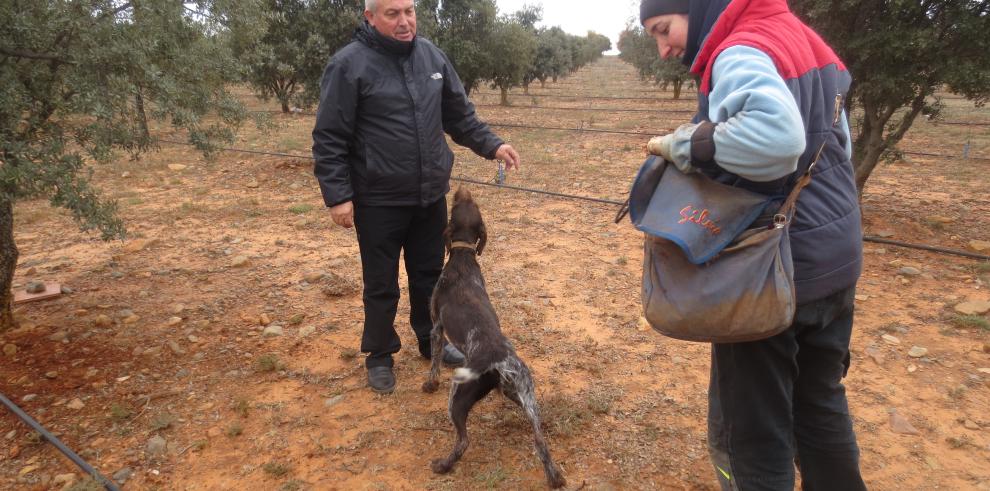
{"left": 452, "top": 367, "right": 480, "bottom": 384}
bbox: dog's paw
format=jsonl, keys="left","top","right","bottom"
{"left": 547, "top": 472, "right": 566, "bottom": 489}
{"left": 431, "top": 458, "right": 453, "bottom": 474}
{"left": 422, "top": 380, "right": 440, "bottom": 393}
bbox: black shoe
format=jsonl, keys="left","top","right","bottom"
{"left": 441, "top": 344, "right": 466, "bottom": 367}
{"left": 367, "top": 366, "right": 395, "bottom": 394}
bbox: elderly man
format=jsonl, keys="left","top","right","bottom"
{"left": 313, "top": 0, "right": 520, "bottom": 394}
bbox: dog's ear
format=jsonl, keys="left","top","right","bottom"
{"left": 475, "top": 219, "right": 487, "bottom": 256}
{"left": 443, "top": 225, "right": 452, "bottom": 253}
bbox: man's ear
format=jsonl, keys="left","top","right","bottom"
{"left": 363, "top": 9, "right": 373, "bottom": 23}
{"left": 476, "top": 220, "right": 487, "bottom": 256}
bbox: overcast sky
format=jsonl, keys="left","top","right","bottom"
{"left": 494, "top": 0, "right": 641, "bottom": 54}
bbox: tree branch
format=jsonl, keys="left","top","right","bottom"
{"left": 0, "top": 47, "right": 74, "bottom": 65}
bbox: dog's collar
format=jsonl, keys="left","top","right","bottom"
{"left": 449, "top": 241, "right": 477, "bottom": 252}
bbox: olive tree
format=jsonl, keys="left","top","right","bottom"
{"left": 229, "top": 0, "right": 362, "bottom": 113}
{"left": 791, "top": 0, "right": 990, "bottom": 192}
{"left": 0, "top": 0, "right": 251, "bottom": 330}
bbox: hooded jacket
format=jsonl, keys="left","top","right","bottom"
{"left": 667, "top": 0, "right": 862, "bottom": 304}
{"left": 312, "top": 22, "right": 504, "bottom": 208}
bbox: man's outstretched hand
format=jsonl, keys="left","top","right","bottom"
{"left": 494, "top": 144, "right": 521, "bottom": 170}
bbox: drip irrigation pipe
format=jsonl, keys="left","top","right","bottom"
{"left": 863, "top": 237, "right": 990, "bottom": 261}
{"left": 477, "top": 104, "right": 696, "bottom": 114}
{"left": 0, "top": 392, "right": 120, "bottom": 491}
{"left": 157, "top": 139, "right": 990, "bottom": 261}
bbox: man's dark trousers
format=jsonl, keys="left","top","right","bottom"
{"left": 707, "top": 286, "right": 867, "bottom": 491}
{"left": 354, "top": 197, "right": 446, "bottom": 369}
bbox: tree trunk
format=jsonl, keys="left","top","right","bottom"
{"left": 853, "top": 105, "right": 887, "bottom": 195}
{"left": 673, "top": 80, "right": 682, "bottom": 100}
{"left": 135, "top": 86, "right": 150, "bottom": 142}
{"left": 523, "top": 81, "right": 529, "bottom": 95}
{"left": 540, "top": 79, "right": 546, "bottom": 89}
{"left": 0, "top": 199, "right": 19, "bottom": 332}
{"left": 500, "top": 86, "right": 509, "bottom": 106}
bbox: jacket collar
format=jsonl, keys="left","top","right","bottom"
{"left": 686, "top": 0, "right": 790, "bottom": 73}
{"left": 355, "top": 21, "right": 416, "bottom": 57}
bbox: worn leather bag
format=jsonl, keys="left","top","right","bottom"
{"left": 618, "top": 154, "right": 817, "bottom": 343}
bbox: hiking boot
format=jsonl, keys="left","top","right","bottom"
{"left": 367, "top": 366, "right": 396, "bottom": 394}
{"left": 441, "top": 344, "right": 466, "bottom": 367}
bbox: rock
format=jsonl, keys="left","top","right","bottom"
{"left": 231, "top": 255, "right": 250, "bottom": 267}
{"left": 4, "top": 430, "right": 15, "bottom": 440}
{"left": 208, "top": 427, "right": 222, "bottom": 438}
{"left": 123, "top": 238, "right": 158, "bottom": 253}
{"left": 970, "top": 240, "right": 990, "bottom": 252}
{"left": 166, "top": 316, "right": 183, "bottom": 327}
{"left": 898, "top": 267, "right": 922, "bottom": 277}
{"left": 67, "top": 398, "right": 85, "bottom": 410}
{"left": 889, "top": 410, "right": 920, "bottom": 435}
{"left": 25, "top": 267, "right": 37, "bottom": 276}
{"left": 121, "top": 171, "right": 131, "bottom": 178}
{"left": 259, "top": 313, "right": 272, "bottom": 326}
{"left": 907, "top": 364, "right": 918, "bottom": 373}
{"left": 303, "top": 272, "right": 325, "bottom": 283}
{"left": 60, "top": 286, "right": 74, "bottom": 295}
{"left": 170, "top": 304, "right": 186, "bottom": 315}
{"left": 188, "top": 335, "right": 199, "bottom": 343}
{"left": 19, "top": 464, "right": 40, "bottom": 476}
{"left": 52, "top": 473, "right": 76, "bottom": 487}
{"left": 298, "top": 326, "right": 316, "bottom": 338}
{"left": 3, "top": 344, "right": 16, "bottom": 357}
{"left": 143, "top": 346, "right": 163, "bottom": 357}
{"left": 94, "top": 315, "right": 112, "bottom": 328}
{"left": 167, "top": 341, "right": 186, "bottom": 355}
{"left": 25, "top": 281, "right": 46, "bottom": 294}
{"left": 246, "top": 180, "right": 260, "bottom": 189}
{"left": 875, "top": 230, "right": 895, "bottom": 238}
{"left": 168, "top": 164, "right": 188, "bottom": 171}
{"left": 288, "top": 313, "right": 305, "bottom": 325}
{"left": 979, "top": 368, "right": 990, "bottom": 375}
{"left": 855, "top": 294, "right": 869, "bottom": 301}
{"left": 964, "top": 420, "right": 981, "bottom": 430}
{"left": 146, "top": 436, "right": 167, "bottom": 457}
{"left": 112, "top": 467, "right": 133, "bottom": 484}
{"left": 864, "top": 346, "right": 884, "bottom": 365}
{"left": 955, "top": 300, "right": 990, "bottom": 316}
{"left": 22, "top": 394, "right": 37, "bottom": 403}
{"left": 908, "top": 346, "right": 928, "bottom": 358}
{"left": 45, "top": 371, "right": 58, "bottom": 379}
{"left": 882, "top": 334, "right": 901, "bottom": 346}
{"left": 49, "top": 331, "right": 68, "bottom": 342}
{"left": 263, "top": 325, "right": 284, "bottom": 337}
{"left": 324, "top": 395, "right": 345, "bottom": 408}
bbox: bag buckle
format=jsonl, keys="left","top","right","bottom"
{"left": 772, "top": 214, "right": 788, "bottom": 229}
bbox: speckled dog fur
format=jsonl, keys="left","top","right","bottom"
{"left": 422, "top": 188, "right": 565, "bottom": 489}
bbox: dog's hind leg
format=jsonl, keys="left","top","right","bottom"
{"left": 422, "top": 323, "right": 445, "bottom": 393}
{"left": 431, "top": 371, "right": 498, "bottom": 474}
{"left": 500, "top": 362, "right": 566, "bottom": 488}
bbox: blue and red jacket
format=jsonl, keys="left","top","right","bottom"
{"left": 667, "top": 0, "right": 862, "bottom": 304}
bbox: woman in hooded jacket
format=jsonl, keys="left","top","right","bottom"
{"left": 640, "top": 0, "right": 867, "bottom": 489}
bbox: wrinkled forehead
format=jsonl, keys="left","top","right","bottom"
{"left": 376, "top": 0, "right": 415, "bottom": 13}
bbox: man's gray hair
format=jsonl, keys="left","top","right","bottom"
{"left": 366, "top": 0, "right": 414, "bottom": 12}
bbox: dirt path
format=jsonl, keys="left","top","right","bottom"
{"left": 2, "top": 57, "right": 988, "bottom": 491}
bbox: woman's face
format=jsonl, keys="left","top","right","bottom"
{"left": 643, "top": 13, "right": 690, "bottom": 59}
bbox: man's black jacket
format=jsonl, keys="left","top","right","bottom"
{"left": 312, "top": 22, "right": 503, "bottom": 208}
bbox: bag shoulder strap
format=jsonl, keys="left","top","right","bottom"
{"left": 773, "top": 94, "right": 845, "bottom": 228}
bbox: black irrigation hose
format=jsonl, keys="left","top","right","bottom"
{"left": 450, "top": 176, "right": 626, "bottom": 206}
{"left": 157, "top": 140, "right": 990, "bottom": 261}
{"left": 0, "top": 392, "right": 121, "bottom": 491}
{"left": 863, "top": 236, "right": 990, "bottom": 261}
{"left": 247, "top": 111, "right": 989, "bottom": 162}
{"left": 477, "top": 104, "right": 696, "bottom": 114}
{"left": 157, "top": 140, "right": 627, "bottom": 205}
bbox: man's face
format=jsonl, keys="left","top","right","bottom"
{"left": 643, "top": 13, "right": 689, "bottom": 59}
{"left": 365, "top": 0, "right": 417, "bottom": 42}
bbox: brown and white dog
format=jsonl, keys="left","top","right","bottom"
{"left": 422, "top": 188, "right": 565, "bottom": 488}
